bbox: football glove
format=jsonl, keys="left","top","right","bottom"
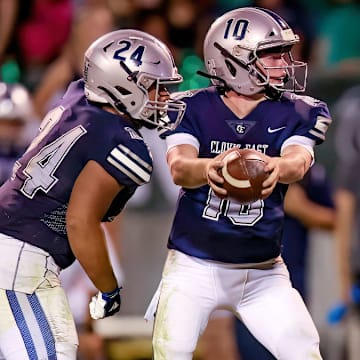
{"left": 327, "top": 284, "right": 360, "bottom": 324}
{"left": 326, "top": 303, "right": 348, "bottom": 324}
{"left": 89, "top": 287, "right": 122, "bottom": 320}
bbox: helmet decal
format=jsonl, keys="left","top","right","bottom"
{"left": 259, "top": 8, "right": 290, "bottom": 31}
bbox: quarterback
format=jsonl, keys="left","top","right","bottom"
{"left": 147, "top": 7, "right": 331, "bottom": 360}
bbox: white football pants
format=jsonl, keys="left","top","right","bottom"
{"left": 0, "top": 234, "right": 78, "bottom": 360}
{"left": 147, "top": 249, "right": 322, "bottom": 360}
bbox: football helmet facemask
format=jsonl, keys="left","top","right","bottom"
{"left": 83, "top": 29, "right": 186, "bottom": 130}
{"left": 203, "top": 7, "right": 307, "bottom": 98}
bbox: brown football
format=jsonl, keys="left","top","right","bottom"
{"left": 220, "top": 148, "right": 269, "bottom": 204}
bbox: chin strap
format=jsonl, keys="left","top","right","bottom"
{"left": 97, "top": 86, "right": 129, "bottom": 115}
{"left": 264, "top": 86, "right": 283, "bottom": 100}
{"left": 196, "top": 70, "right": 232, "bottom": 95}
{"left": 197, "top": 40, "right": 252, "bottom": 94}
{"left": 120, "top": 61, "right": 139, "bottom": 82}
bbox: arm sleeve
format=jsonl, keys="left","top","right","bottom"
{"left": 166, "top": 133, "right": 200, "bottom": 153}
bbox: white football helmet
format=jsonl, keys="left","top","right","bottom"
{"left": 83, "top": 29, "right": 186, "bottom": 130}
{"left": 0, "top": 82, "right": 38, "bottom": 147}
{"left": 0, "top": 82, "right": 33, "bottom": 122}
{"left": 203, "top": 7, "right": 307, "bottom": 98}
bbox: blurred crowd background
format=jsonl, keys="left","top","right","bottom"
{"left": 2, "top": 0, "right": 360, "bottom": 168}
{"left": 1, "top": 0, "right": 360, "bottom": 359}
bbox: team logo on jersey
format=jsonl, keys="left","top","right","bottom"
{"left": 267, "top": 126, "right": 286, "bottom": 133}
{"left": 226, "top": 120, "right": 256, "bottom": 136}
{"left": 125, "top": 127, "right": 142, "bottom": 140}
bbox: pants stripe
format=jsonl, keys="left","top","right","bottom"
{"left": 28, "top": 293, "right": 57, "bottom": 359}
{"left": 6, "top": 290, "right": 38, "bottom": 360}
{"left": 6, "top": 290, "right": 57, "bottom": 360}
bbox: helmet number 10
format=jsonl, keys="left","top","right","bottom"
{"left": 223, "top": 19, "right": 248, "bottom": 40}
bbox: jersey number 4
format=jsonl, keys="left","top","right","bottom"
{"left": 20, "top": 106, "right": 87, "bottom": 199}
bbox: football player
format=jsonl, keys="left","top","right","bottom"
{"left": 0, "top": 29, "right": 185, "bottom": 360}
{"left": 0, "top": 82, "right": 38, "bottom": 185}
{"left": 331, "top": 84, "right": 360, "bottom": 359}
{"left": 146, "top": 7, "right": 331, "bottom": 360}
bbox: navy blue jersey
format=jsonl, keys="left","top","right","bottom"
{"left": 0, "top": 145, "right": 26, "bottom": 186}
{"left": 0, "top": 79, "right": 153, "bottom": 268}
{"left": 164, "top": 87, "right": 331, "bottom": 263}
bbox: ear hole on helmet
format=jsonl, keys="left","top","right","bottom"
{"left": 115, "top": 86, "right": 132, "bottom": 95}
{"left": 98, "top": 86, "right": 128, "bottom": 114}
{"left": 225, "top": 60, "right": 236, "bottom": 77}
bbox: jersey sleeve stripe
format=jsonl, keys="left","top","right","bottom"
{"left": 308, "top": 116, "right": 332, "bottom": 141}
{"left": 112, "top": 146, "right": 152, "bottom": 180}
{"left": 107, "top": 157, "right": 147, "bottom": 185}
{"left": 107, "top": 146, "right": 152, "bottom": 184}
{"left": 308, "top": 129, "right": 325, "bottom": 141}
{"left": 118, "top": 144, "right": 152, "bottom": 171}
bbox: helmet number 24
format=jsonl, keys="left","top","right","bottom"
{"left": 112, "top": 40, "right": 145, "bottom": 66}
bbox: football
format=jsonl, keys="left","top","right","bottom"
{"left": 220, "top": 148, "right": 269, "bottom": 204}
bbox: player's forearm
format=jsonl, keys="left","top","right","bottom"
{"left": 335, "top": 189, "right": 356, "bottom": 302}
{"left": 336, "top": 225, "right": 352, "bottom": 302}
{"left": 278, "top": 146, "right": 312, "bottom": 184}
{"left": 285, "top": 184, "right": 335, "bottom": 230}
{"left": 299, "top": 206, "right": 335, "bottom": 230}
{"left": 67, "top": 220, "right": 118, "bottom": 292}
{"left": 169, "top": 156, "right": 210, "bottom": 188}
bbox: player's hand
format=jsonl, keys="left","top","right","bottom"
{"left": 206, "top": 159, "right": 226, "bottom": 197}
{"left": 206, "top": 153, "right": 229, "bottom": 198}
{"left": 326, "top": 303, "right": 348, "bottom": 324}
{"left": 206, "top": 148, "right": 239, "bottom": 198}
{"left": 89, "top": 287, "right": 122, "bottom": 320}
{"left": 326, "top": 284, "right": 360, "bottom": 325}
{"left": 261, "top": 156, "right": 280, "bottom": 199}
